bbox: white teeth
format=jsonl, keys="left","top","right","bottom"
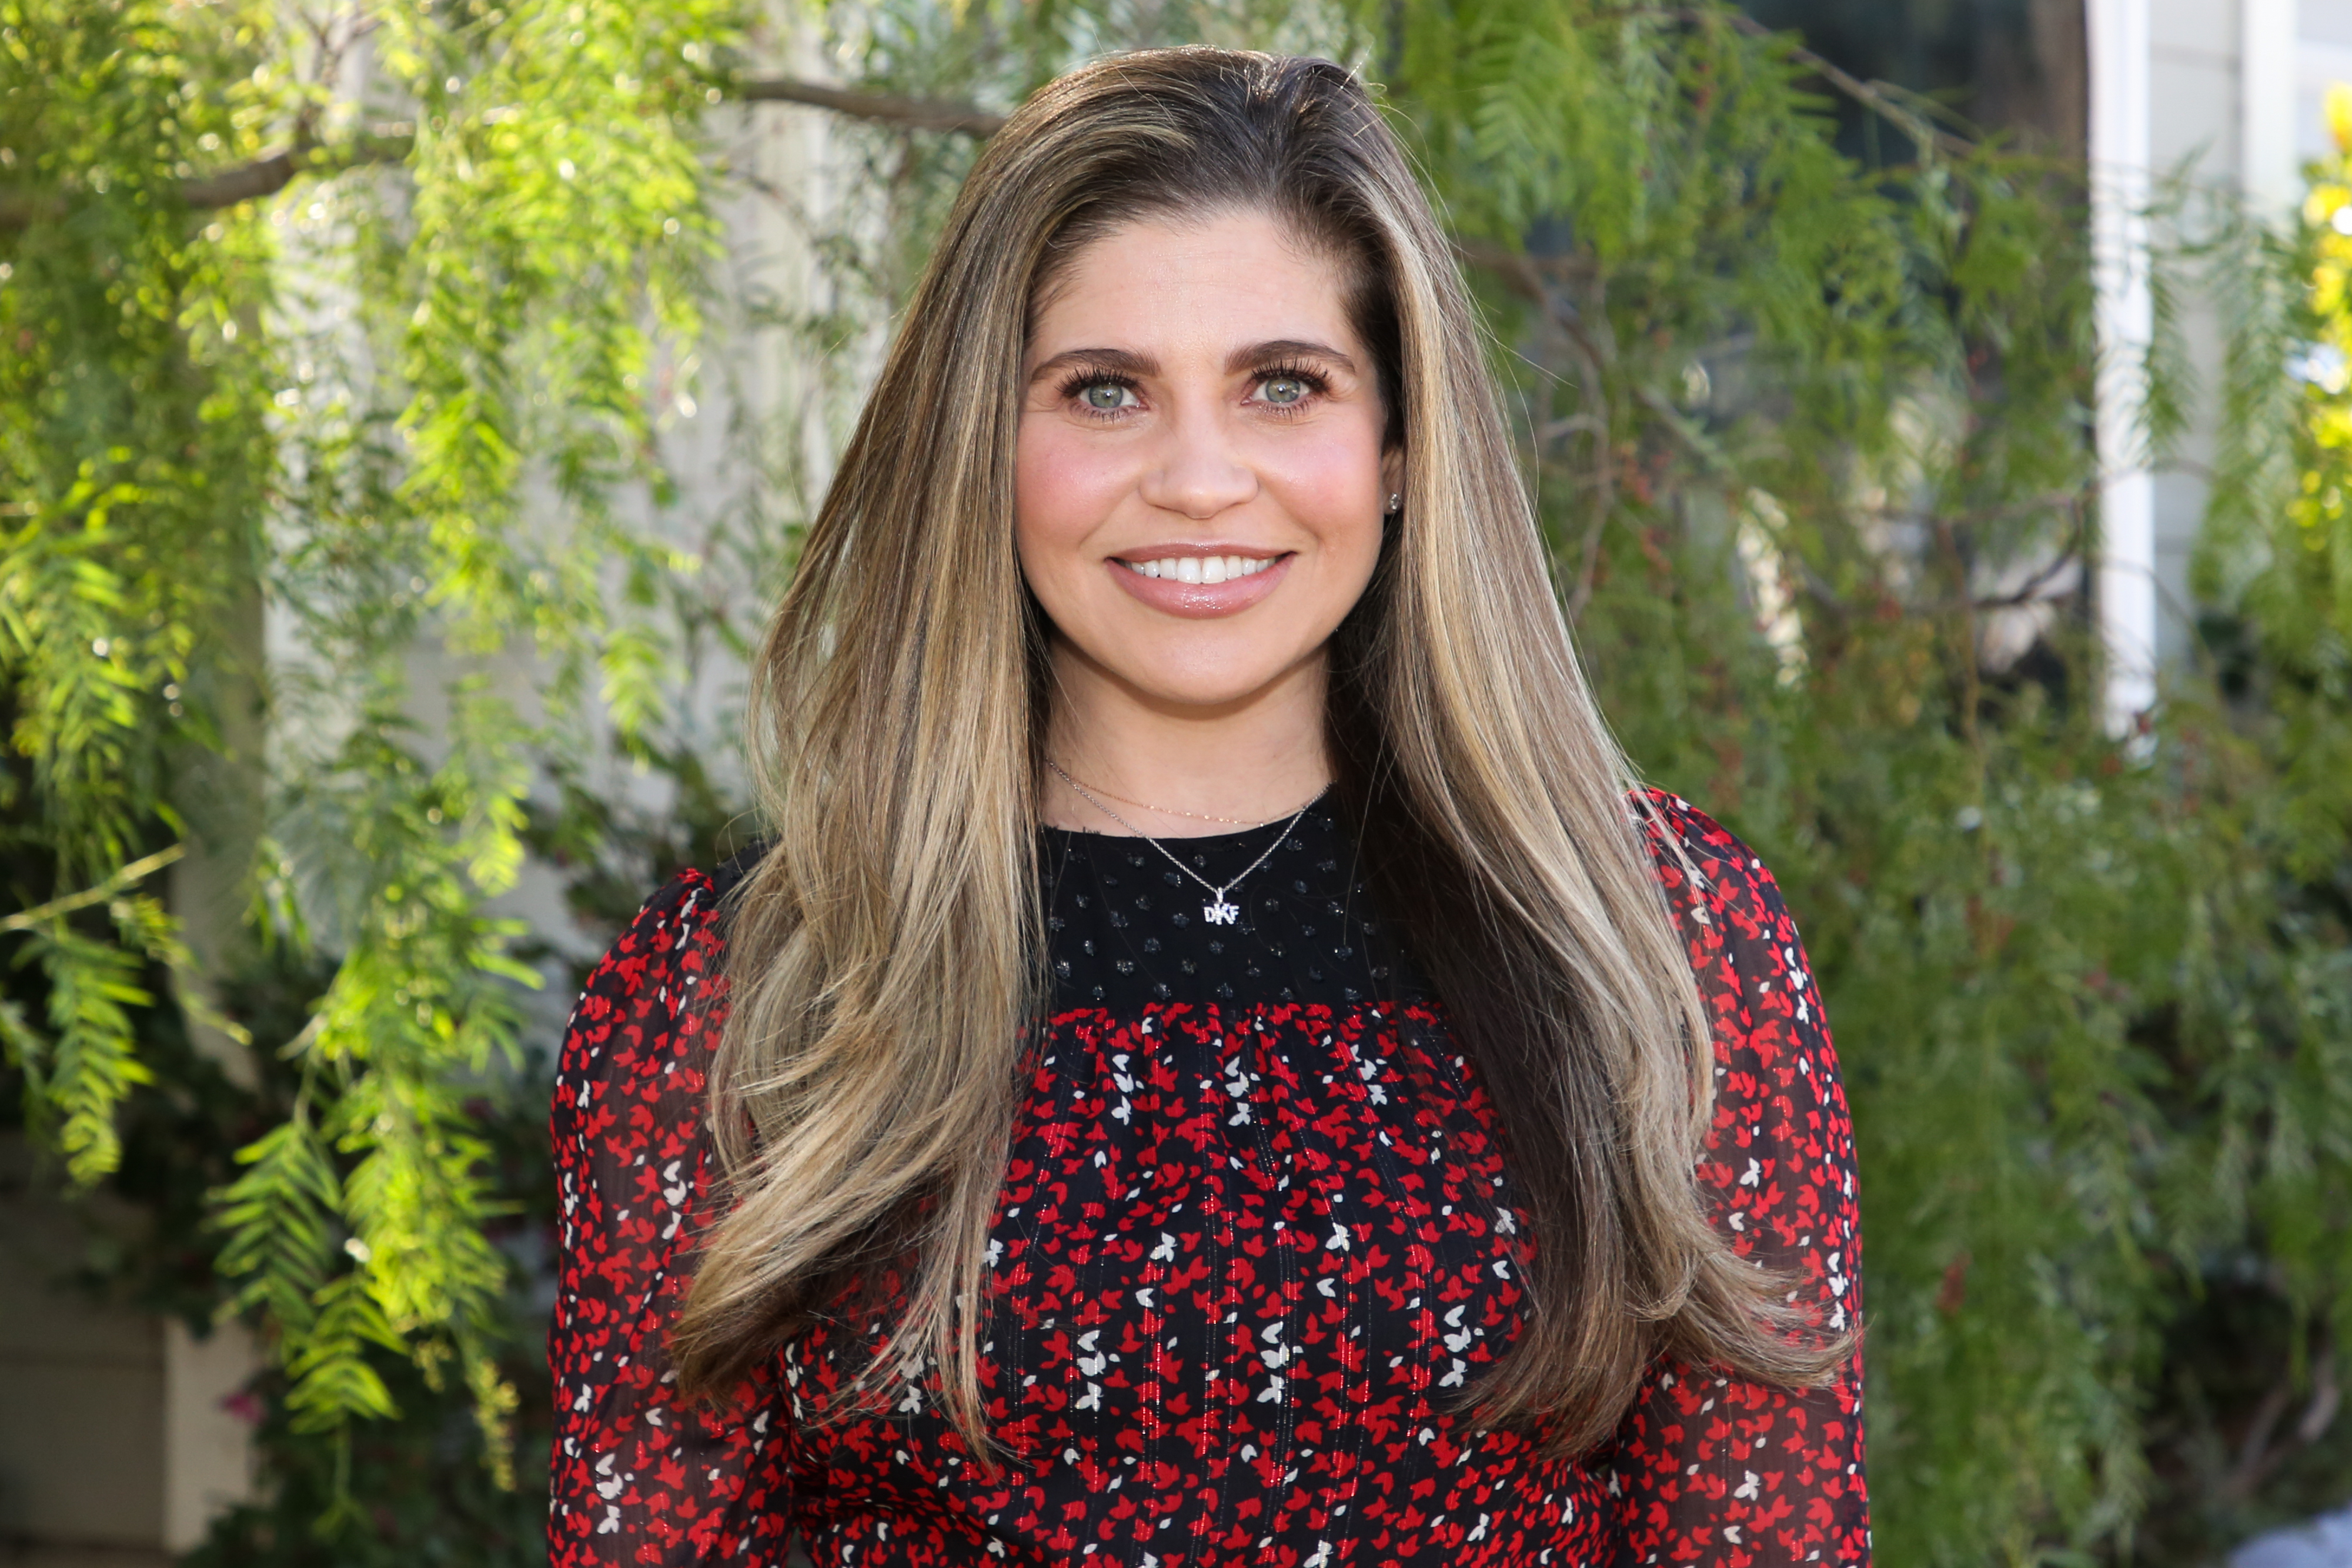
{"left": 1125, "top": 554, "right": 1277, "bottom": 583}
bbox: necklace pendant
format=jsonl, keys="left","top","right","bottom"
{"left": 1204, "top": 898, "right": 1239, "bottom": 926}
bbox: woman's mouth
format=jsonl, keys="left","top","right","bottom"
{"left": 1107, "top": 549, "right": 1292, "bottom": 617}
{"left": 1119, "top": 552, "right": 1281, "bottom": 584}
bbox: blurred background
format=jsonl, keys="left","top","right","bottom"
{"left": 7, "top": 0, "right": 2352, "bottom": 1563}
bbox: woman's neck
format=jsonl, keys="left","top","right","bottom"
{"left": 1041, "top": 642, "right": 1332, "bottom": 838}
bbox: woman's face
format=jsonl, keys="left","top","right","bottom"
{"left": 1015, "top": 208, "right": 1400, "bottom": 716}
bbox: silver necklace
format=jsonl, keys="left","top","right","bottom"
{"left": 1047, "top": 761, "right": 1324, "bottom": 927}
{"left": 1052, "top": 766, "right": 1324, "bottom": 828}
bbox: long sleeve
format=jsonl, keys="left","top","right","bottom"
{"left": 1609, "top": 797, "right": 1870, "bottom": 1566}
{"left": 547, "top": 871, "right": 798, "bottom": 1567}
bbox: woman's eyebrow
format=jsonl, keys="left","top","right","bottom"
{"left": 1027, "top": 340, "right": 1359, "bottom": 385}
{"left": 1028, "top": 346, "right": 1159, "bottom": 383}
{"left": 1225, "top": 339, "right": 1357, "bottom": 375}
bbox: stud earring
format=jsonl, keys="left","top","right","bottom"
{"left": 1384, "top": 493, "right": 1402, "bottom": 514}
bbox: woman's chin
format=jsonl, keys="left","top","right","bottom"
{"left": 1083, "top": 650, "right": 1323, "bottom": 717}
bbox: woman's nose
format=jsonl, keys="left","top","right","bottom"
{"left": 1137, "top": 403, "right": 1259, "bottom": 520}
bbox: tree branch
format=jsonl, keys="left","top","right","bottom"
{"left": 2, "top": 844, "right": 185, "bottom": 933}
{"left": 0, "top": 76, "right": 1001, "bottom": 230}
{"left": 0, "top": 17, "right": 1976, "bottom": 235}
{"left": 0, "top": 126, "right": 414, "bottom": 228}
{"left": 2, "top": 16, "right": 1983, "bottom": 231}
{"left": 1705, "top": 10, "right": 1977, "bottom": 161}
{"left": 185, "top": 128, "right": 417, "bottom": 209}
{"left": 1452, "top": 236, "right": 1543, "bottom": 302}
{"left": 736, "top": 77, "right": 1004, "bottom": 138}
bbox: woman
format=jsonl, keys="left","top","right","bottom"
{"left": 549, "top": 48, "right": 1865, "bottom": 1567}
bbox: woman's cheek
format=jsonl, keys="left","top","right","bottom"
{"left": 1015, "top": 426, "right": 1126, "bottom": 567}
{"left": 1258, "top": 432, "right": 1385, "bottom": 559}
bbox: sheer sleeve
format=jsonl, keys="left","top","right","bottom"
{"left": 547, "top": 870, "right": 798, "bottom": 1567}
{"left": 1609, "top": 796, "right": 1870, "bottom": 1566}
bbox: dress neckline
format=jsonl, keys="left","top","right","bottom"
{"left": 1040, "top": 816, "right": 1298, "bottom": 850}
{"left": 1040, "top": 795, "right": 1335, "bottom": 851}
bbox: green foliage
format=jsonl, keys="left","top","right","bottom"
{"left": 0, "top": 0, "right": 278, "bottom": 1189}
{"left": 1382, "top": 12, "right": 2352, "bottom": 1560}
{"left": 0, "top": 0, "right": 278, "bottom": 866}
{"left": 1371, "top": 12, "right": 2163, "bottom": 1554}
{"left": 182, "top": 1348, "right": 555, "bottom": 1568}
{"left": 2, "top": 0, "right": 747, "bottom": 1500}
{"left": 13, "top": 882, "right": 164, "bottom": 1176}
{"left": 7, "top": 0, "right": 2352, "bottom": 1562}
{"left": 7, "top": 939, "right": 561, "bottom": 1565}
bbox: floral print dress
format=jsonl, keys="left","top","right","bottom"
{"left": 547, "top": 793, "right": 1868, "bottom": 1567}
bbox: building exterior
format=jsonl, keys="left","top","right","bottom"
{"left": 2093, "top": 0, "right": 2352, "bottom": 722}
{"left": 1, "top": 1146, "right": 256, "bottom": 1566}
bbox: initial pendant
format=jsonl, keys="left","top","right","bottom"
{"left": 1204, "top": 898, "right": 1239, "bottom": 925}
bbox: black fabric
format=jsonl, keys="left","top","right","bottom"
{"left": 1040, "top": 802, "right": 1428, "bottom": 1014}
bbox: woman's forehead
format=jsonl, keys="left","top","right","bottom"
{"left": 1024, "top": 210, "right": 1362, "bottom": 365}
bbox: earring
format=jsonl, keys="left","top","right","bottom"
{"left": 1384, "top": 493, "right": 1402, "bottom": 514}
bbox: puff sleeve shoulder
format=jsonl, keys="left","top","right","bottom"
{"left": 547, "top": 870, "right": 798, "bottom": 1567}
{"left": 1608, "top": 795, "right": 1870, "bottom": 1566}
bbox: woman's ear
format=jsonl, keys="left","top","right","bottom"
{"left": 1379, "top": 447, "right": 1406, "bottom": 511}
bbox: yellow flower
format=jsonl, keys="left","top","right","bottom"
{"left": 2328, "top": 83, "right": 2352, "bottom": 153}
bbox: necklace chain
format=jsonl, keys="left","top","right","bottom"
{"left": 1047, "top": 761, "right": 1323, "bottom": 927}
{"left": 1052, "top": 768, "right": 1315, "bottom": 828}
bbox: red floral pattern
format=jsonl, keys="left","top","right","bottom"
{"left": 547, "top": 795, "right": 1867, "bottom": 1566}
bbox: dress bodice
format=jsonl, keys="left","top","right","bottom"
{"left": 545, "top": 795, "right": 1869, "bottom": 1566}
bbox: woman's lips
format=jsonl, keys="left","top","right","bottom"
{"left": 1107, "top": 553, "right": 1293, "bottom": 618}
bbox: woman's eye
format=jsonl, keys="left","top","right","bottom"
{"left": 1260, "top": 376, "right": 1309, "bottom": 405}
{"left": 1080, "top": 382, "right": 1132, "bottom": 410}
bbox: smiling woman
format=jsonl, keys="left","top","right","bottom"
{"left": 546, "top": 47, "right": 1867, "bottom": 1568}
{"left": 1017, "top": 210, "right": 1398, "bottom": 818}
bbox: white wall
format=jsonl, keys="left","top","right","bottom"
{"left": 2094, "top": 0, "right": 2352, "bottom": 717}
{"left": 0, "top": 1138, "right": 169, "bottom": 1567}
{"left": 2149, "top": 0, "right": 2239, "bottom": 684}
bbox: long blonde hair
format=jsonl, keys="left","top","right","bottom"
{"left": 676, "top": 46, "right": 1843, "bottom": 1456}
